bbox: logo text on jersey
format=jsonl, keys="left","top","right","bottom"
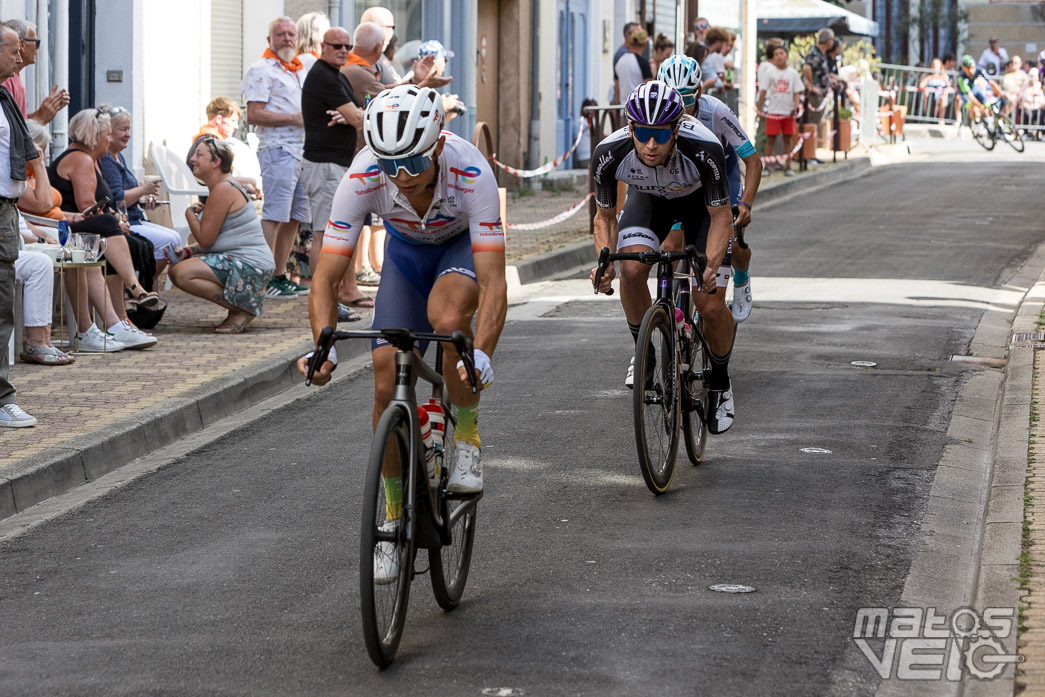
{"left": 450, "top": 166, "right": 482, "bottom": 184}
{"left": 349, "top": 165, "right": 383, "bottom": 184}
{"left": 328, "top": 220, "right": 352, "bottom": 232}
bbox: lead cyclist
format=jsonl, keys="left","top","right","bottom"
{"left": 298, "top": 87, "right": 507, "bottom": 581}
{"left": 659, "top": 54, "right": 763, "bottom": 323}
{"left": 590, "top": 81, "right": 737, "bottom": 434}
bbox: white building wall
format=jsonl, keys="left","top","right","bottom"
{"left": 538, "top": 0, "right": 557, "bottom": 164}
{"left": 243, "top": 1, "right": 283, "bottom": 78}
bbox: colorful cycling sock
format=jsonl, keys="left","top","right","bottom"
{"left": 383, "top": 476, "right": 402, "bottom": 521}
{"left": 452, "top": 402, "right": 481, "bottom": 448}
{"left": 708, "top": 347, "right": 732, "bottom": 391}
{"left": 733, "top": 269, "right": 749, "bottom": 286}
{"left": 629, "top": 322, "right": 641, "bottom": 344}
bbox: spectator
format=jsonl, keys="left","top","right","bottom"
{"left": 575, "top": 98, "right": 597, "bottom": 169}
{"left": 407, "top": 40, "right": 464, "bottom": 120}
{"left": 691, "top": 17, "right": 710, "bottom": 49}
{"left": 295, "top": 11, "right": 329, "bottom": 73}
{"left": 0, "top": 19, "right": 68, "bottom": 124}
{"left": 1002, "top": 55, "right": 1029, "bottom": 103}
{"left": 978, "top": 36, "right": 1008, "bottom": 77}
{"left": 300, "top": 26, "right": 370, "bottom": 320}
{"left": 188, "top": 98, "right": 261, "bottom": 192}
{"left": 17, "top": 119, "right": 59, "bottom": 218}
{"left": 609, "top": 22, "right": 640, "bottom": 104}
{"left": 49, "top": 108, "right": 160, "bottom": 348}
{"left": 99, "top": 105, "right": 181, "bottom": 273}
{"left": 15, "top": 217, "right": 73, "bottom": 364}
{"left": 360, "top": 6, "right": 401, "bottom": 85}
{"left": 686, "top": 40, "right": 709, "bottom": 67}
{"left": 802, "top": 28, "right": 835, "bottom": 130}
{"left": 615, "top": 27, "right": 652, "bottom": 107}
{"left": 0, "top": 24, "right": 38, "bottom": 426}
{"left": 651, "top": 34, "right": 674, "bottom": 77}
{"left": 919, "top": 57, "right": 953, "bottom": 123}
{"left": 701, "top": 28, "right": 730, "bottom": 91}
{"left": 757, "top": 43, "right": 802, "bottom": 177}
{"left": 755, "top": 38, "right": 787, "bottom": 156}
{"left": 1020, "top": 69, "right": 1045, "bottom": 132}
{"left": 167, "top": 138, "right": 275, "bottom": 333}
{"left": 241, "top": 16, "right": 310, "bottom": 299}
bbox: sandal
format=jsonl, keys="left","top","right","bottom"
{"left": 214, "top": 313, "right": 255, "bottom": 334}
{"left": 337, "top": 303, "right": 362, "bottom": 323}
{"left": 19, "top": 344, "right": 75, "bottom": 365}
{"left": 343, "top": 295, "right": 375, "bottom": 308}
{"left": 129, "top": 283, "right": 161, "bottom": 309}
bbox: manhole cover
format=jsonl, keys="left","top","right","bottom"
{"left": 800, "top": 447, "right": 832, "bottom": 454}
{"left": 850, "top": 361, "right": 877, "bottom": 368}
{"left": 710, "top": 584, "right": 756, "bottom": 593}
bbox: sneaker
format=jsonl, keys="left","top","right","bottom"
{"left": 287, "top": 279, "right": 310, "bottom": 296}
{"left": 77, "top": 325, "right": 126, "bottom": 353}
{"left": 263, "top": 277, "right": 298, "bottom": 298}
{"left": 108, "top": 320, "right": 158, "bottom": 350}
{"left": 783, "top": 168, "right": 796, "bottom": 177}
{"left": 356, "top": 266, "right": 381, "bottom": 286}
{"left": 707, "top": 384, "right": 735, "bottom": 435}
{"left": 373, "top": 520, "right": 400, "bottom": 585}
{"left": 732, "top": 281, "right": 752, "bottom": 323}
{"left": 447, "top": 441, "right": 483, "bottom": 493}
{"left": 625, "top": 356, "right": 635, "bottom": 389}
{"left": 0, "top": 403, "right": 37, "bottom": 428}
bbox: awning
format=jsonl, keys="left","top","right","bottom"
{"left": 756, "top": 0, "right": 880, "bottom": 37}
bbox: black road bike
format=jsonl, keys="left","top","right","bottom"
{"left": 972, "top": 99, "right": 1025, "bottom": 153}
{"left": 307, "top": 326, "right": 480, "bottom": 668}
{"left": 594, "top": 245, "right": 712, "bottom": 494}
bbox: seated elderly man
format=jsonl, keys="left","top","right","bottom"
{"left": 15, "top": 216, "right": 75, "bottom": 364}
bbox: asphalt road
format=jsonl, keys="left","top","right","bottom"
{"left": 2, "top": 150, "right": 1044, "bottom": 697}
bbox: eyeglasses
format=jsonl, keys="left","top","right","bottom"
{"left": 632, "top": 125, "right": 675, "bottom": 145}
{"left": 22, "top": 38, "right": 40, "bottom": 47}
{"left": 96, "top": 105, "right": 128, "bottom": 117}
{"left": 323, "top": 41, "right": 350, "bottom": 51}
{"left": 695, "top": 22, "right": 709, "bottom": 30}
{"left": 383, "top": 24, "right": 395, "bottom": 30}
{"left": 375, "top": 152, "right": 433, "bottom": 177}
{"left": 681, "top": 94, "right": 697, "bottom": 108}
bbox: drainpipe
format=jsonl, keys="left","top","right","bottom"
{"left": 328, "top": 0, "right": 341, "bottom": 26}
{"left": 52, "top": 0, "right": 69, "bottom": 152}
{"left": 527, "top": 0, "right": 540, "bottom": 170}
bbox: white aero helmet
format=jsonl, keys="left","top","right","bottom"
{"left": 657, "top": 55, "right": 702, "bottom": 97}
{"left": 363, "top": 85, "right": 446, "bottom": 158}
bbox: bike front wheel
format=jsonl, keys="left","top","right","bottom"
{"left": 360, "top": 405, "right": 414, "bottom": 668}
{"left": 996, "top": 114, "right": 1025, "bottom": 152}
{"left": 633, "top": 304, "right": 680, "bottom": 494}
{"left": 429, "top": 419, "right": 479, "bottom": 610}
{"left": 682, "top": 325, "right": 710, "bottom": 465}
{"left": 973, "top": 115, "right": 996, "bottom": 151}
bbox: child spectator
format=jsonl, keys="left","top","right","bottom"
{"left": 757, "top": 44, "right": 802, "bottom": 177}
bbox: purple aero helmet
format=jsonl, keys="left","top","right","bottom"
{"left": 625, "top": 81, "right": 685, "bottom": 126}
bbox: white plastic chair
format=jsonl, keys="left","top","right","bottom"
{"left": 149, "top": 141, "right": 207, "bottom": 246}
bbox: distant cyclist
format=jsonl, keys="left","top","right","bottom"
{"left": 957, "top": 54, "right": 1003, "bottom": 126}
{"left": 658, "top": 54, "right": 762, "bottom": 323}
{"left": 299, "top": 85, "right": 507, "bottom": 501}
{"left": 590, "top": 81, "right": 737, "bottom": 434}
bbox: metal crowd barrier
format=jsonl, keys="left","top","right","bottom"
{"left": 877, "top": 63, "right": 1045, "bottom": 135}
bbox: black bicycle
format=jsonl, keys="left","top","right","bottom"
{"left": 594, "top": 245, "right": 711, "bottom": 494}
{"left": 972, "top": 98, "right": 1024, "bottom": 153}
{"left": 306, "top": 326, "right": 480, "bottom": 668}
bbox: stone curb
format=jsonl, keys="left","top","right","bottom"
{"left": 0, "top": 337, "right": 370, "bottom": 522}
{"left": 505, "top": 156, "right": 873, "bottom": 288}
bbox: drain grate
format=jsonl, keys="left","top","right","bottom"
{"left": 1011, "top": 332, "right": 1045, "bottom": 350}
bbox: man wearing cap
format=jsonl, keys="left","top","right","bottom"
{"left": 978, "top": 36, "right": 1009, "bottom": 76}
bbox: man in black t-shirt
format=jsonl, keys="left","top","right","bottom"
{"left": 300, "top": 26, "right": 372, "bottom": 311}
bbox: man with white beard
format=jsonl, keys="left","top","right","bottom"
{"left": 241, "top": 16, "right": 312, "bottom": 298}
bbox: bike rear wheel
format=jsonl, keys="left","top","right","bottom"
{"left": 996, "top": 114, "right": 1025, "bottom": 152}
{"left": 360, "top": 406, "right": 414, "bottom": 668}
{"left": 682, "top": 324, "right": 710, "bottom": 465}
{"left": 633, "top": 304, "right": 680, "bottom": 494}
{"left": 430, "top": 417, "right": 478, "bottom": 610}
{"left": 973, "top": 115, "right": 996, "bottom": 151}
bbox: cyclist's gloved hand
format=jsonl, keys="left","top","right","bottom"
{"left": 297, "top": 346, "right": 338, "bottom": 386}
{"left": 458, "top": 348, "right": 493, "bottom": 389}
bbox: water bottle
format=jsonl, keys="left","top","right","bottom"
{"left": 417, "top": 406, "right": 436, "bottom": 484}
{"left": 423, "top": 400, "right": 445, "bottom": 480}
{"left": 674, "top": 307, "right": 692, "bottom": 344}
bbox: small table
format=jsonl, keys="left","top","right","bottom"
{"left": 54, "top": 258, "right": 110, "bottom": 353}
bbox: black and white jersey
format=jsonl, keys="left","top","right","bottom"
{"left": 590, "top": 119, "right": 730, "bottom": 210}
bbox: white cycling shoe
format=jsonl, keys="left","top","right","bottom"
{"left": 707, "top": 384, "right": 735, "bottom": 435}
{"left": 447, "top": 441, "right": 483, "bottom": 493}
{"left": 373, "top": 520, "right": 400, "bottom": 585}
{"left": 625, "top": 356, "right": 635, "bottom": 389}
{"left": 732, "top": 281, "right": 752, "bottom": 323}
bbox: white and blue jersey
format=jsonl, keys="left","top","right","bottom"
{"left": 696, "top": 94, "right": 756, "bottom": 208}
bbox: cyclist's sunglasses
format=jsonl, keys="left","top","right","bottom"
{"left": 375, "top": 152, "right": 433, "bottom": 177}
{"left": 632, "top": 125, "right": 676, "bottom": 144}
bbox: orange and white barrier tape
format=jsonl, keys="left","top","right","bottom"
{"left": 507, "top": 193, "right": 593, "bottom": 230}
{"left": 491, "top": 126, "right": 586, "bottom": 178}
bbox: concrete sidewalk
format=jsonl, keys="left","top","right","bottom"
{"left": 0, "top": 150, "right": 880, "bottom": 521}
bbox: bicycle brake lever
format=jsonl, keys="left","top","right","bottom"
{"left": 594, "top": 246, "right": 615, "bottom": 296}
{"left": 306, "top": 325, "right": 334, "bottom": 386}
{"left": 452, "top": 331, "right": 479, "bottom": 394}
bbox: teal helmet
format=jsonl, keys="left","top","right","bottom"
{"left": 961, "top": 54, "right": 975, "bottom": 68}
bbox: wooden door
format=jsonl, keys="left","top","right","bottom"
{"left": 476, "top": 0, "right": 500, "bottom": 157}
